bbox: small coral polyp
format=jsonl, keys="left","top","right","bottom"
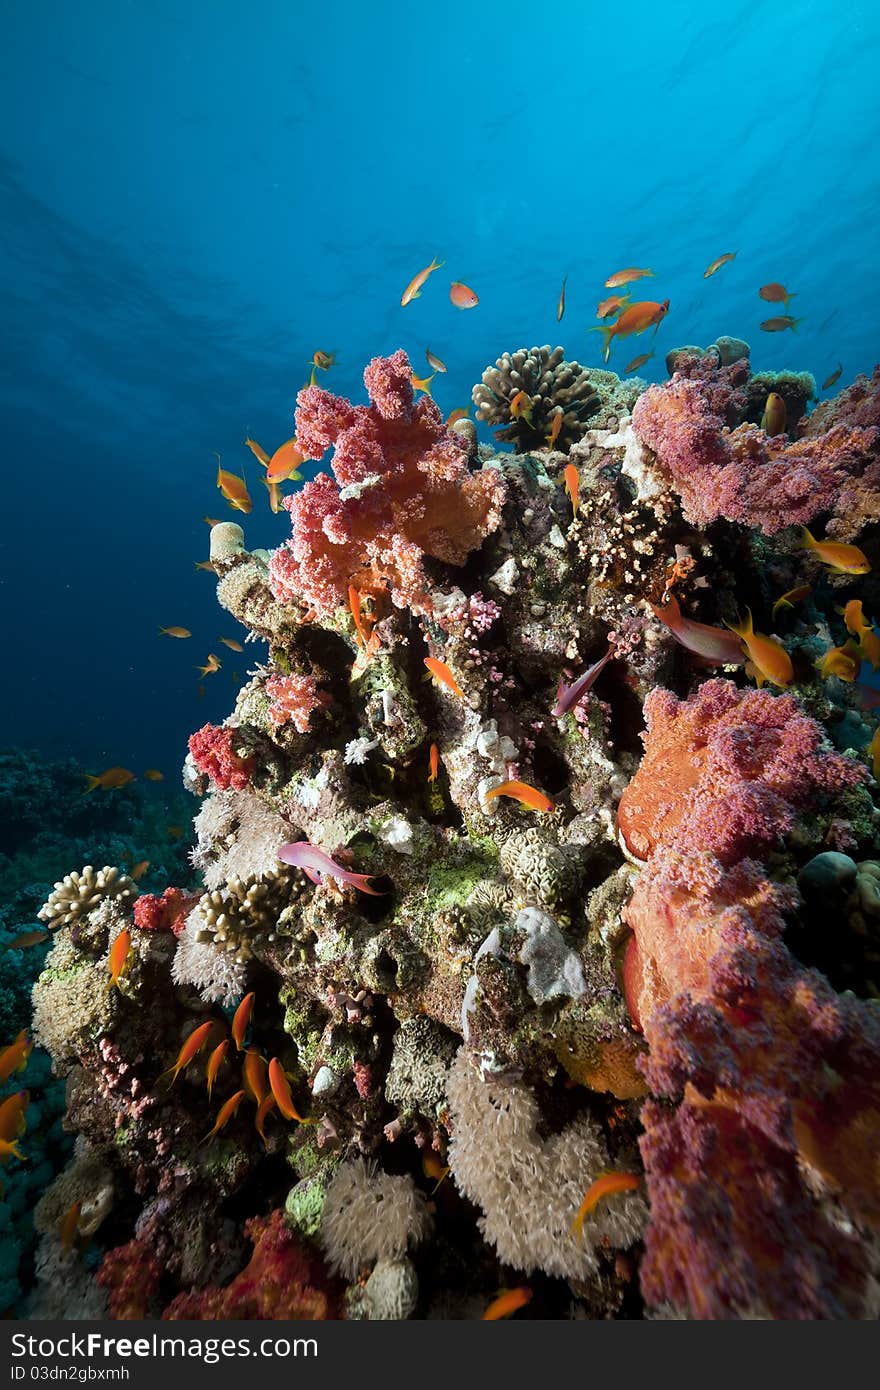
{"left": 30, "top": 346, "right": 880, "bottom": 1321}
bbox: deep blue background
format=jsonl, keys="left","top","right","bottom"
{"left": 1, "top": 0, "right": 878, "bottom": 771}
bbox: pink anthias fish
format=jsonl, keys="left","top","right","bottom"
{"left": 650, "top": 594, "right": 745, "bottom": 665}
{"left": 277, "top": 841, "right": 385, "bottom": 895}
{"left": 552, "top": 644, "right": 616, "bottom": 717}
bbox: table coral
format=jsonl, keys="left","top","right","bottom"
{"left": 269, "top": 349, "right": 506, "bottom": 614}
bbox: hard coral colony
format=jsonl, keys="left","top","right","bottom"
{"left": 17, "top": 345, "right": 880, "bottom": 1322}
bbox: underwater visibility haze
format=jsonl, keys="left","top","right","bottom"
{"left": 1, "top": 0, "right": 880, "bottom": 1322}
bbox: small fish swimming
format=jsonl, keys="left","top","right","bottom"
{"left": 760, "top": 315, "right": 802, "bottom": 333}
{"left": 0, "top": 1091, "right": 28, "bottom": 1144}
{"left": 411, "top": 371, "right": 435, "bottom": 397}
{"left": 401, "top": 257, "right": 444, "bottom": 307}
{"left": 571, "top": 1172, "right": 640, "bottom": 1242}
{"left": 449, "top": 281, "right": 479, "bottom": 309}
{"left": 446, "top": 406, "right": 471, "bottom": 428}
{"left": 166, "top": 824, "right": 184, "bottom": 839}
{"left": 216, "top": 458, "right": 252, "bottom": 514}
{"left": 243, "top": 1047, "right": 268, "bottom": 1105}
{"left": 59, "top": 1200, "right": 82, "bottom": 1252}
{"left": 265, "top": 438, "right": 304, "bottom": 483}
{"left": 424, "top": 656, "right": 464, "bottom": 699}
{"left": 482, "top": 1288, "right": 532, "bottom": 1321}
{"left": 231, "top": 992, "right": 255, "bottom": 1052}
{"left": 556, "top": 275, "right": 567, "bottom": 322}
{"left": 800, "top": 527, "right": 870, "bottom": 575}
{"left": 263, "top": 476, "right": 285, "bottom": 513}
{"left": 761, "top": 391, "right": 787, "bottom": 437}
{"left": 592, "top": 300, "right": 669, "bottom": 363}
{"left": 759, "top": 282, "right": 796, "bottom": 306}
{"left": 0, "top": 1031, "right": 32, "bottom": 1085}
{"left": 771, "top": 584, "right": 811, "bottom": 619}
{"left": 844, "top": 600, "right": 880, "bottom": 669}
{"left": 545, "top": 413, "right": 563, "bottom": 451}
{"left": 563, "top": 462, "right": 579, "bottom": 515}
{"left": 144, "top": 769, "right": 164, "bottom": 782}
{"left": 819, "top": 640, "right": 861, "bottom": 682}
{"left": 624, "top": 351, "right": 653, "bottom": 374}
{"left": 195, "top": 560, "right": 216, "bottom": 572}
{"left": 725, "top": 608, "right": 793, "bottom": 688}
{"left": 650, "top": 594, "right": 744, "bottom": 665}
{"left": 6, "top": 930, "right": 50, "bottom": 949}
{"left": 203, "top": 516, "right": 223, "bottom": 526}
{"left": 428, "top": 742, "right": 440, "bottom": 783}
{"left": 268, "top": 1057, "right": 307, "bottom": 1122}
{"left": 348, "top": 586, "right": 379, "bottom": 660}
{"left": 426, "top": 348, "right": 447, "bottom": 373}
{"left": 255, "top": 1094, "right": 276, "bottom": 1146}
{"left": 278, "top": 841, "right": 385, "bottom": 895}
{"left": 130, "top": 860, "right": 150, "bottom": 881}
{"left": 0, "top": 1137, "right": 25, "bottom": 1165}
{"left": 821, "top": 364, "right": 843, "bottom": 391}
{"left": 704, "top": 251, "right": 737, "bottom": 278}
{"left": 219, "top": 638, "right": 244, "bottom": 652}
{"left": 107, "top": 929, "right": 132, "bottom": 991}
{"left": 310, "top": 350, "right": 335, "bottom": 372}
{"left": 158, "top": 626, "right": 191, "bottom": 639}
{"left": 509, "top": 390, "right": 534, "bottom": 426}
{"left": 867, "top": 726, "right": 880, "bottom": 779}
{"left": 206, "top": 1040, "right": 228, "bottom": 1100}
{"left": 484, "top": 780, "right": 555, "bottom": 813}
{"left": 158, "top": 1020, "right": 215, "bottom": 1087}
{"left": 83, "top": 767, "right": 136, "bottom": 793}
{"left": 244, "top": 437, "right": 271, "bottom": 466}
{"left": 196, "top": 653, "right": 222, "bottom": 677}
{"left": 596, "top": 293, "right": 630, "bottom": 319}
{"left": 201, "top": 1090, "right": 247, "bottom": 1144}
{"left": 604, "top": 267, "right": 653, "bottom": 289}
{"left": 553, "top": 644, "right": 615, "bottom": 717}
{"left": 422, "top": 1150, "right": 450, "bottom": 1193}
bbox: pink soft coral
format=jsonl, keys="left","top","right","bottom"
{"left": 632, "top": 365, "right": 880, "bottom": 536}
{"left": 269, "top": 349, "right": 506, "bottom": 615}
{"left": 265, "top": 671, "right": 331, "bottom": 733}
{"left": 188, "top": 724, "right": 253, "bottom": 791}
{"left": 133, "top": 888, "right": 195, "bottom": 936}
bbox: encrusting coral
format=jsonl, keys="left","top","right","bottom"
{"left": 22, "top": 344, "right": 880, "bottom": 1322}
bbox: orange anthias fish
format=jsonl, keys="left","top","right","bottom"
{"left": 800, "top": 527, "right": 870, "bottom": 575}
{"left": 592, "top": 300, "right": 669, "bottom": 363}
{"left": 263, "top": 476, "right": 285, "bottom": 513}
{"left": 428, "top": 743, "right": 440, "bottom": 783}
{"left": 231, "top": 992, "right": 255, "bottom": 1052}
{"left": 219, "top": 637, "right": 244, "bottom": 652}
{"left": 843, "top": 600, "right": 880, "bottom": 669}
{"left": 196, "top": 653, "right": 222, "bottom": 677}
{"left": 268, "top": 1057, "right": 307, "bottom": 1122}
{"left": 348, "top": 586, "right": 380, "bottom": 661}
{"left": 446, "top": 406, "right": 471, "bottom": 428}
{"left": 867, "top": 727, "right": 880, "bottom": 779}
{"left": 596, "top": 293, "right": 630, "bottom": 319}
{"left": 244, "top": 437, "right": 271, "bottom": 466}
{"left": 83, "top": 767, "right": 136, "bottom": 793}
{"left": 0, "top": 1137, "right": 25, "bottom": 1165}
{"left": 605, "top": 267, "right": 654, "bottom": 289}
{"left": 243, "top": 1047, "right": 268, "bottom": 1105}
{"left": 761, "top": 392, "right": 787, "bottom": 437}
{"left": 557, "top": 275, "right": 567, "bottom": 322}
{"left": 6, "top": 930, "right": 50, "bottom": 949}
{"left": 725, "top": 608, "right": 793, "bottom": 688}
{"left": 310, "top": 350, "right": 336, "bottom": 372}
{"left": 426, "top": 349, "right": 447, "bottom": 373}
{"left": 166, "top": 824, "right": 184, "bottom": 840}
{"left": 206, "top": 1040, "right": 228, "bottom": 1100}
{"left": 624, "top": 351, "right": 653, "bottom": 374}
{"left": 650, "top": 593, "right": 744, "bottom": 665}
{"left": 819, "top": 641, "right": 861, "bottom": 682}
{"left": 759, "top": 282, "right": 796, "bottom": 306}
{"left": 509, "top": 390, "right": 534, "bottom": 426}
{"left": 201, "top": 1090, "right": 247, "bottom": 1144}
{"left": 545, "top": 413, "right": 563, "bottom": 451}
{"left": 195, "top": 560, "right": 217, "bottom": 572}
{"left": 159, "top": 626, "right": 191, "bottom": 639}
{"left": 564, "top": 463, "right": 579, "bottom": 515}
{"left": 107, "top": 930, "right": 132, "bottom": 991}
{"left": 0, "top": 1091, "right": 28, "bottom": 1144}
{"left": 449, "top": 281, "right": 479, "bottom": 309}
{"left": 411, "top": 371, "right": 435, "bottom": 397}
{"left": 158, "top": 1020, "right": 215, "bottom": 1087}
{"left": 0, "top": 1031, "right": 33, "bottom": 1085}
{"left": 144, "top": 769, "right": 164, "bottom": 782}
{"left": 266, "top": 437, "right": 304, "bottom": 483}
{"left": 424, "top": 656, "right": 464, "bottom": 699}
{"left": 484, "top": 780, "right": 555, "bottom": 813}
{"left": 822, "top": 364, "right": 843, "bottom": 391}
{"left": 760, "top": 316, "right": 802, "bottom": 333}
{"left": 771, "top": 584, "right": 811, "bottom": 619}
{"left": 482, "top": 1287, "right": 532, "bottom": 1321}
{"left": 216, "top": 458, "right": 252, "bottom": 514}
{"left": 571, "top": 1172, "right": 640, "bottom": 1242}
{"left": 203, "top": 516, "right": 223, "bottom": 526}
{"left": 704, "top": 251, "right": 737, "bottom": 278}
{"left": 130, "top": 860, "right": 150, "bottom": 881}
{"left": 255, "top": 1094, "right": 276, "bottom": 1147}
{"left": 60, "top": 1200, "right": 82, "bottom": 1252}
{"left": 401, "top": 257, "right": 444, "bottom": 307}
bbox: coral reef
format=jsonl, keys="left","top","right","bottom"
{"left": 13, "top": 346, "right": 880, "bottom": 1322}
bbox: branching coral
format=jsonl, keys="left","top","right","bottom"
{"left": 269, "top": 349, "right": 506, "bottom": 614}
{"left": 37, "top": 866, "right": 136, "bottom": 931}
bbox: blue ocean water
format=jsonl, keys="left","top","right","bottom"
{"left": 1, "top": 0, "right": 879, "bottom": 769}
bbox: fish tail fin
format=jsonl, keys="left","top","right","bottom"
{"left": 784, "top": 292, "right": 797, "bottom": 307}
{"left": 589, "top": 323, "right": 616, "bottom": 363}
{"left": 724, "top": 607, "right": 752, "bottom": 639}
{"left": 791, "top": 317, "right": 803, "bottom": 331}
{"left": 800, "top": 526, "right": 816, "bottom": 551}
{"left": 82, "top": 775, "right": 100, "bottom": 794}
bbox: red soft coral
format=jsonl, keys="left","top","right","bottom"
{"left": 97, "top": 1236, "right": 164, "bottom": 1319}
{"left": 188, "top": 724, "right": 254, "bottom": 791}
{"left": 265, "top": 671, "right": 331, "bottom": 733}
{"left": 133, "top": 888, "right": 196, "bottom": 936}
{"left": 269, "top": 350, "right": 506, "bottom": 615}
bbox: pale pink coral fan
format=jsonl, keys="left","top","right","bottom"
{"left": 268, "top": 349, "right": 506, "bottom": 615}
